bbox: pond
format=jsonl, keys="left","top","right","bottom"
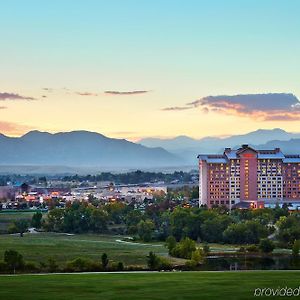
{"left": 198, "top": 255, "right": 300, "bottom": 271}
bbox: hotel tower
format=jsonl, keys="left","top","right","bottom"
{"left": 198, "top": 145, "right": 300, "bottom": 209}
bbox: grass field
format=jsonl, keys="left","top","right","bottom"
{"left": 0, "top": 232, "right": 178, "bottom": 267}
{"left": 0, "top": 231, "right": 293, "bottom": 269}
{"left": 0, "top": 271, "right": 299, "bottom": 300}
{"left": 0, "top": 211, "right": 292, "bottom": 271}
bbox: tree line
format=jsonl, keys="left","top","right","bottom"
{"left": 9, "top": 201, "right": 300, "bottom": 250}
{"left": 0, "top": 250, "right": 125, "bottom": 274}
{"left": 62, "top": 170, "right": 196, "bottom": 184}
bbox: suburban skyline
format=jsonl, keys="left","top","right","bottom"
{"left": 1, "top": 0, "right": 300, "bottom": 141}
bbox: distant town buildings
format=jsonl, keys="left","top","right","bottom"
{"left": 198, "top": 145, "right": 300, "bottom": 209}
{"left": 0, "top": 181, "right": 169, "bottom": 210}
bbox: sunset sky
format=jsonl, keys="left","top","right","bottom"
{"left": 1, "top": 0, "right": 300, "bottom": 140}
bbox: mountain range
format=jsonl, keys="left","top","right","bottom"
{"left": 0, "top": 130, "right": 182, "bottom": 169}
{"left": 138, "top": 128, "right": 300, "bottom": 163}
{"left": 0, "top": 128, "right": 300, "bottom": 173}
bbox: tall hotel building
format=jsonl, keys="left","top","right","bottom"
{"left": 198, "top": 145, "right": 300, "bottom": 209}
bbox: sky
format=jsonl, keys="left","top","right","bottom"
{"left": 0, "top": 0, "right": 300, "bottom": 141}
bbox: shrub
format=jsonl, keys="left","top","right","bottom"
{"left": 165, "top": 236, "right": 177, "bottom": 254}
{"left": 0, "top": 261, "right": 7, "bottom": 272}
{"left": 4, "top": 250, "right": 24, "bottom": 273}
{"left": 147, "top": 251, "right": 160, "bottom": 270}
{"left": 47, "top": 258, "right": 59, "bottom": 273}
{"left": 31, "top": 211, "right": 43, "bottom": 228}
{"left": 89, "top": 261, "right": 102, "bottom": 272}
{"left": 170, "top": 237, "right": 196, "bottom": 259}
{"left": 101, "top": 253, "right": 109, "bottom": 269}
{"left": 191, "top": 248, "right": 206, "bottom": 265}
{"left": 127, "top": 225, "right": 138, "bottom": 235}
{"left": 117, "top": 262, "right": 124, "bottom": 271}
{"left": 110, "top": 261, "right": 125, "bottom": 271}
{"left": 238, "top": 246, "right": 246, "bottom": 253}
{"left": 246, "top": 245, "right": 259, "bottom": 252}
{"left": 259, "top": 239, "right": 275, "bottom": 254}
{"left": 8, "top": 223, "right": 18, "bottom": 234}
{"left": 292, "top": 240, "right": 300, "bottom": 257}
{"left": 185, "top": 259, "right": 197, "bottom": 270}
{"left": 24, "top": 262, "right": 38, "bottom": 272}
{"left": 39, "top": 262, "right": 47, "bottom": 271}
{"left": 158, "top": 257, "right": 172, "bottom": 270}
{"left": 66, "top": 257, "right": 92, "bottom": 272}
{"left": 147, "top": 252, "right": 171, "bottom": 270}
{"left": 202, "top": 243, "right": 210, "bottom": 254}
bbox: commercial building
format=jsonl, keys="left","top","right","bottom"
{"left": 198, "top": 145, "right": 300, "bottom": 209}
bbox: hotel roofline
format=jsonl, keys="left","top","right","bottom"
{"left": 198, "top": 144, "right": 300, "bottom": 164}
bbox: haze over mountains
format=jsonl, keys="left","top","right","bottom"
{"left": 0, "top": 128, "right": 300, "bottom": 174}
{"left": 139, "top": 128, "right": 300, "bottom": 163}
{"left": 0, "top": 131, "right": 181, "bottom": 170}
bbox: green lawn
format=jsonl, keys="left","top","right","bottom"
{"left": 200, "top": 243, "right": 240, "bottom": 252}
{"left": 0, "top": 271, "right": 299, "bottom": 300}
{"left": 199, "top": 243, "right": 292, "bottom": 255}
{"left": 0, "top": 231, "right": 293, "bottom": 269}
{"left": 0, "top": 232, "right": 175, "bottom": 267}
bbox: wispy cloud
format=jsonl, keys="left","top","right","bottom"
{"left": 76, "top": 92, "right": 99, "bottom": 96}
{"left": 104, "top": 90, "right": 149, "bottom": 95}
{"left": 0, "top": 92, "right": 36, "bottom": 101}
{"left": 161, "top": 106, "right": 193, "bottom": 111}
{"left": 163, "top": 93, "right": 300, "bottom": 121}
{"left": 42, "top": 87, "right": 99, "bottom": 97}
{"left": 42, "top": 88, "right": 53, "bottom": 92}
{"left": 41, "top": 88, "right": 150, "bottom": 97}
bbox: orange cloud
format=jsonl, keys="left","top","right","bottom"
{"left": 0, "top": 121, "right": 32, "bottom": 136}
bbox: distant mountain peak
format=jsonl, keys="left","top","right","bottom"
{"left": 0, "top": 129, "right": 183, "bottom": 168}
{"left": 22, "top": 130, "right": 52, "bottom": 138}
{"left": 251, "top": 128, "right": 288, "bottom": 134}
{"left": 138, "top": 128, "right": 300, "bottom": 164}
